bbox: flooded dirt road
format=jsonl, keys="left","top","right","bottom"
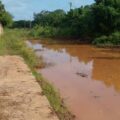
{"left": 27, "top": 40, "right": 120, "bottom": 120}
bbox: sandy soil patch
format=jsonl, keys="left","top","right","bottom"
{"left": 0, "top": 55, "right": 58, "bottom": 120}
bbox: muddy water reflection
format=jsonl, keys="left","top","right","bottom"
{"left": 27, "top": 41, "right": 120, "bottom": 120}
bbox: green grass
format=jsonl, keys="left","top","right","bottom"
{"left": 33, "top": 71, "right": 75, "bottom": 120}
{"left": 0, "top": 29, "right": 37, "bottom": 67}
{"left": 0, "top": 29, "right": 74, "bottom": 120}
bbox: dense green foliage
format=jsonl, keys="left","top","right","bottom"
{"left": 0, "top": 1, "right": 13, "bottom": 26}
{"left": 93, "top": 31, "right": 120, "bottom": 46}
{"left": 34, "top": 10, "right": 66, "bottom": 27}
{"left": 92, "top": 0, "right": 120, "bottom": 35}
{"left": 30, "top": 25, "right": 57, "bottom": 37}
{"left": 29, "top": 0, "right": 120, "bottom": 45}
{"left": 12, "top": 20, "right": 32, "bottom": 28}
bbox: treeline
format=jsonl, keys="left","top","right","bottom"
{"left": 0, "top": 1, "right": 13, "bottom": 27}
{"left": 29, "top": 0, "right": 120, "bottom": 45}
{"left": 2, "top": 0, "right": 120, "bottom": 46}
{"left": 12, "top": 20, "right": 33, "bottom": 28}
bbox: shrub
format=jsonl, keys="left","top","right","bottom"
{"left": 111, "top": 32, "right": 120, "bottom": 45}
{"left": 93, "top": 31, "right": 120, "bottom": 46}
{"left": 29, "top": 25, "right": 59, "bottom": 38}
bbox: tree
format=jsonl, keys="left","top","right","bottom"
{"left": 12, "top": 20, "right": 32, "bottom": 28}
{"left": 31, "top": 0, "right": 120, "bottom": 40}
{"left": 33, "top": 9, "right": 66, "bottom": 27}
{"left": 92, "top": 0, "right": 120, "bottom": 35}
{"left": 0, "top": 1, "right": 13, "bottom": 27}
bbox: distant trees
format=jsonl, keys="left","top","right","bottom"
{"left": 32, "top": 0, "right": 120, "bottom": 43}
{"left": 33, "top": 9, "right": 66, "bottom": 27}
{"left": 0, "top": 1, "right": 13, "bottom": 27}
{"left": 32, "top": 7, "right": 95, "bottom": 38}
{"left": 7, "top": 0, "right": 118, "bottom": 45}
{"left": 12, "top": 20, "right": 32, "bottom": 28}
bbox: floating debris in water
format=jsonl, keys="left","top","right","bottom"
{"left": 93, "top": 95, "right": 101, "bottom": 99}
{"left": 76, "top": 72, "right": 88, "bottom": 77}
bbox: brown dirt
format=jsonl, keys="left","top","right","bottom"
{"left": 0, "top": 55, "right": 58, "bottom": 120}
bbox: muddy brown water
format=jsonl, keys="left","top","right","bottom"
{"left": 27, "top": 40, "right": 120, "bottom": 120}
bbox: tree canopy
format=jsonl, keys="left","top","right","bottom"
{"left": 0, "top": 1, "right": 13, "bottom": 26}
{"left": 32, "top": 0, "right": 119, "bottom": 38}
{"left": 33, "top": 9, "right": 66, "bottom": 27}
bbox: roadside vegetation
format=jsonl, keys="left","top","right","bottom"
{"left": 0, "top": 29, "right": 74, "bottom": 120}
{"left": 0, "top": 29, "right": 36, "bottom": 66}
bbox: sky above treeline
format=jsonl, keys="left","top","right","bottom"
{"left": 2, "top": 0, "right": 94, "bottom": 20}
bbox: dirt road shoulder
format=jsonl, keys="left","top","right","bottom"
{"left": 0, "top": 55, "right": 58, "bottom": 120}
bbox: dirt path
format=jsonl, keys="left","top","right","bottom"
{"left": 0, "top": 56, "right": 58, "bottom": 120}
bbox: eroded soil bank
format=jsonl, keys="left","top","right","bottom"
{"left": 0, "top": 55, "right": 58, "bottom": 120}
{"left": 28, "top": 40, "right": 120, "bottom": 120}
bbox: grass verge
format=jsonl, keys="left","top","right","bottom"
{"left": 0, "top": 29, "right": 75, "bottom": 120}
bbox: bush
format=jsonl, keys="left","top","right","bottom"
{"left": 29, "top": 25, "right": 59, "bottom": 38}
{"left": 30, "top": 25, "right": 78, "bottom": 39}
{"left": 111, "top": 32, "right": 120, "bottom": 45}
{"left": 93, "top": 31, "right": 120, "bottom": 46}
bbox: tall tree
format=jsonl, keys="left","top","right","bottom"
{"left": 0, "top": 0, "right": 13, "bottom": 26}
{"left": 92, "top": 0, "right": 120, "bottom": 35}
